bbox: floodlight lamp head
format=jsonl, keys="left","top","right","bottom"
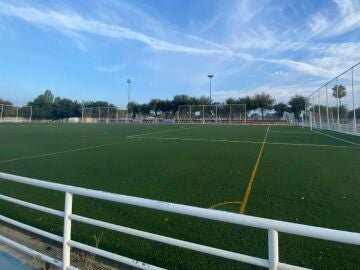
{"left": 127, "top": 79, "right": 131, "bottom": 84}
{"left": 207, "top": 74, "right": 214, "bottom": 78}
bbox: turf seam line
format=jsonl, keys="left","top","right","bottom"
{"left": 239, "top": 126, "right": 270, "bottom": 214}
{"left": 130, "top": 136, "right": 359, "bottom": 149}
{"left": 0, "top": 138, "right": 142, "bottom": 164}
{"left": 311, "top": 129, "right": 360, "bottom": 147}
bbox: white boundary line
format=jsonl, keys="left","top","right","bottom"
{"left": 128, "top": 136, "right": 360, "bottom": 149}
{"left": 128, "top": 126, "right": 196, "bottom": 138}
{"left": 311, "top": 129, "right": 360, "bottom": 147}
{"left": 270, "top": 131, "right": 313, "bottom": 134}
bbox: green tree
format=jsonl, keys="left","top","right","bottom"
{"left": 253, "top": 92, "right": 274, "bottom": 119}
{"left": 0, "top": 98, "right": 12, "bottom": 105}
{"left": 332, "top": 84, "right": 347, "bottom": 107}
{"left": 273, "top": 102, "right": 289, "bottom": 118}
{"left": 127, "top": 102, "right": 139, "bottom": 119}
{"left": 348, "top": 108, "right": 360, "bottom": 120}
{"left": 139, "top": 103, "right": 150, "bottom": 117}
{"left": 52, "top": 97, "right": 81, "bottom": 119}
{"left": 149, "top": 99, "right": 162, "bottom": 117}
{"left": 288, "top": 95, "right": 307, "bottom": 119}
{"left": 28, "top": 90, "right": 55, "bottom": 119}
{"left": 225, "top": 98, "right": 237, "bottom": 104}
{"left": 239, "top": 96, "right": 257, "bottom": 111}
{"left": 198, "top": 96, "right": 210, "bottom": 105}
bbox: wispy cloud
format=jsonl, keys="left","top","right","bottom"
{"left": 0, "top": 0, "right": 359, "bottom": 105}
{"left": 305, "top": 0, "right": 360, "bottom": 38}
{"left": 0, "top": 1, "right": 252, "bottom": 60}
{"left": 331, "top": 0, "right": 360, "bottom": 36}
{"left": 94, "top": 64, "right": 125, "bottom": 72}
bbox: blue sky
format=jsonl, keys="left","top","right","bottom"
{"left": 0, "top": 0, "right": 359, "bottom": 107}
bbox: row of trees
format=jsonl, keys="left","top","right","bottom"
{"left": 128, "top": 93, "right": 307, "bottom": 120}
{"left": 1, "top": 90, "right": 308, "bottom": 120}
{"left": 2, "top": 85, "right": 348, "bottom": 120}
{"left": 19, "top": 90, "right": 116, "bottom": 120}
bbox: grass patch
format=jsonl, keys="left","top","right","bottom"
{"left": 0, "top": 123, "right": 359, "bottom": 269}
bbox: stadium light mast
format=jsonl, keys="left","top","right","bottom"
{"left": 127, "top": 79, "right": 131, "bottom": 121}
{"left": 207, "top": 74, "right": 214, "bottom": 103}
{"left": 127, "top": 79, "right": 131, "bottom": 106}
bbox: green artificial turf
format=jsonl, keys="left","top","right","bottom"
{"left": 0, "top": 123, "right": 359, "bottom": 269}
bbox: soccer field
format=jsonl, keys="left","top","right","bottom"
{"left": 0, "top": 123, "right": 359, "bottom": 269}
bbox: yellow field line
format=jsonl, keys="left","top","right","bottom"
{"left": 0, "top": 138, "right": 141, "bottom": 164}
{"left": 239, "top": 126, "right": 270, "bottom": 214}
{"left": 209, "top": 201, "right": 242, "bottom": 209}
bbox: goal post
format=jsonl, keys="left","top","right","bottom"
{"left": 177, "top": 104, "right": 246, "bottom": 124}
{"left": 81, "top": 106, "right": 127, "bottom": 123}
{"left": 0, "top": 104, "right": 32, "bottom": 123}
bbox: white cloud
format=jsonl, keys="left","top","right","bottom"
{"left": 212, "top": 81, "right": 322, "bottom": 103}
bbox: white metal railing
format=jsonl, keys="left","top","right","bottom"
{"left": 0, "top": 172, "right": 359, "bottom": 270}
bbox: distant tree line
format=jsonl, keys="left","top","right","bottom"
{"left": 0, "top": 84, "right": 356, "bottom": 120}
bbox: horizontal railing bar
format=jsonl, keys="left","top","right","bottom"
{"left": 0, "top": 235, "right": 63, "bottom": 268}
{"left": 0, "top": 215, "right": 63, "bottom": 243}
{"left": 307, "top": 61, "right": 360, "bottom": 98}
{"left": 68, "top": 240, "right": 166, "bottom": 270}
{"left": 1, "top": 172, "right": 360, "bottom": 246}
{"left": 278, "top": 263, "right": 311, "bottom": 270}
{"left": 70, "top": 214, "right": 269, "bottom": 268}
{"left": 0, "top": 194, "right": 64, "bottom": 217}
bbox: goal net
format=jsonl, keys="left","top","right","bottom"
{"left": 177, "top": 104, "right": 246, "bottom": 124}
{"left": 81, "top": 106, "right": 127, "bottom": 123}
{"left": 0, "top": 105, "right": 32, "bottom": 123}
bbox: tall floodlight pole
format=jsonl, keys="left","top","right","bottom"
{"left": 127, "top": 79, "right": 131, "bottom": 121}
{"left": 207, "top": 74, "right": 214, "bottom": 103}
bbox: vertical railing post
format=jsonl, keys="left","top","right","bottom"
{"left": 29, "top": 106, "right": 32, "bottom": 123}
{"left": 336, "top": 81, "right": 340, "bottom": 131}
{"left": 244, "top": 104, "right": 247, "bottom": 124}
{"left": 318, "top": 91, "right": 322, "bottom": 129}
{"left": 63, "top": 192, "right": 73, "bottom": 270}
{"left": 189, "top": 105, "right": 192, "bottom": 124}
{"left": 202, "top": 105, "right": 205, "bottom": 124}
{"left": 351, "top": 68, "right": 356, "bottom": 134}
{"left": 81, "top": 106, "right": 84, "bottom": 123}
{"left": 215, "top": 105, "right": 218, "bottom": 124}
{"left": 326, "top": 84, "right": 329, "bottom": 129}
{"left": 230, "top": 104, "right": 232, "bottom": 125}
{"left": 268, "top": 228, "right": 279, "bottom": 270}
{"left": 0, "top": 104, "right": 3, "bottom": 123}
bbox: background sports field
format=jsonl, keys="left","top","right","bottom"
{"left": 0, "top": 123, "right": 359, "bottom": 269}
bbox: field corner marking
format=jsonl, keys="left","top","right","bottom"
{"left": 209, "top": 201, "right": 243, "bottom": 210}
{"left": 239, "top": 125, "right": 270, "bottom": 214}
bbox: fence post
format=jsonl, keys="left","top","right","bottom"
{"left": 318, "top": 91, "right": 322, "bottom": 129}
{"left": 215, "top": 105, "right": 218, "bottom": 124}
{"left": 244, "top": 104, "right": 247, "bottom": 124}
{"left": 0, "top": 104, "right": 3, "bottom": 123}
{"left": 63, "top": 192, "right": 73, "bottom": 270}
{"left": 268, "top": 228, "right": 279, "bottom": 270}
{"left": 352, "top": 68, "right": 356, "bottom": 134}
{"left": 326, "top": 84, "right": 329, "bottom": 129}
{"left": 312, "top": 95, "right": 315, "bottom": 128}
{"left": 336, "top": 81, "right": 340, "bottom": 131}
